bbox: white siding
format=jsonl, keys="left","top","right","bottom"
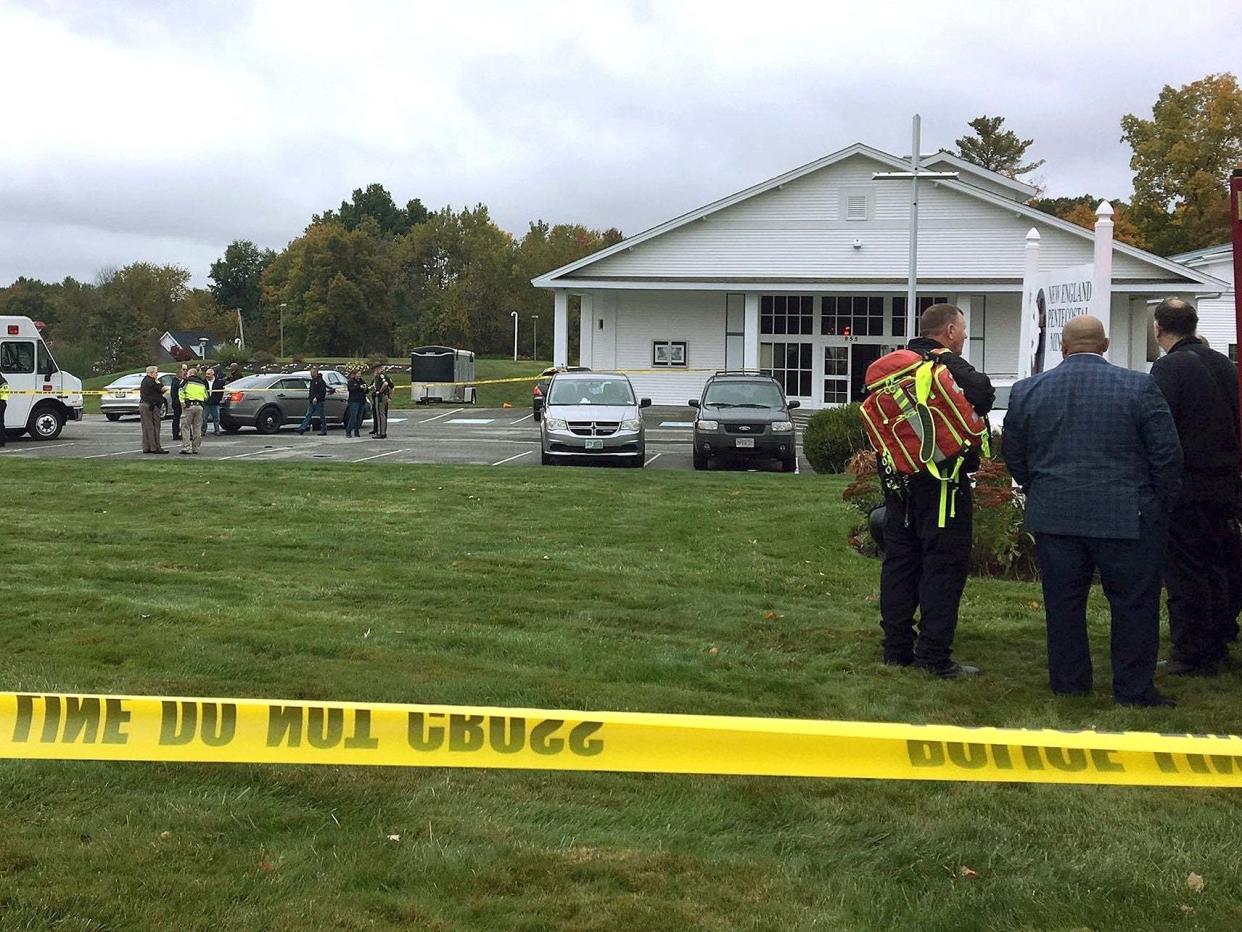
{"left": 982, "top": 293, "right": 1021, "bottom": 378}
{"left": 611, "top": 291, "right": 726, "bottom": 404}
{"left": 1191, "top": 256, "right": 1236, "bottom": 352}
{"left": 574, "top": 153, "right": 1173, "bottom": 283}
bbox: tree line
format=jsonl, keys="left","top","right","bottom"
{"left": 0, "top": 72, "right": 1237, "bottom": 374}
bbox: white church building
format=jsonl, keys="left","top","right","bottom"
{"left": 533, "top": 143, "right": 1232, "bottom": 408}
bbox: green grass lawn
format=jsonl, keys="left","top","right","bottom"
{"left": 1, "top": 460, "right": 1240, "bottom": 930}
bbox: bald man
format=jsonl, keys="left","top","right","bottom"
{"left": 1003, "top": 315, "right": 1182, "bottom": 707}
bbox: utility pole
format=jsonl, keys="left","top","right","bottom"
{"left": 279, "top": 303, "right": 288, "bottom": 358}
{"left": 235, "top": 308, "right": 245, "bottom": 350}
{"left": 1230, "top": 167, "right": 1242, "bottom": 445}
{"left": 532, "top": 315, "right": 539, "bottom": 360}
{"left": 873, "top": 115, "right": 959, "bottom": 338}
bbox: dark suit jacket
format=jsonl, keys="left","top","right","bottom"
{"left": 1002, "top": 353, "right": 1182, "bottom": 540}
{"left": 1150, "top": 337, "right": 1241, "bottom": 507}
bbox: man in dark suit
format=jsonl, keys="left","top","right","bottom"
{"left": 879, "top": 303, "right": 994, "bottom": 678}
{"left": 1003, "top": 315, "right": 1182, "bottom": 706}
{"left": 1149, "top": 298, "right": 1242, "bottom": 675}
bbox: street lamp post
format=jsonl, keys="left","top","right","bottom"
{"left": 873, "top": 115, "right": 959, "bottom": 339}
{"left": 531, "top": 315, "right": 539, "bottom": 360}
{"left": 279, "top": 303, "right": 288, "bottom": 359}
{"left": 511, "top": 310, "right": 519, "bottom": 361}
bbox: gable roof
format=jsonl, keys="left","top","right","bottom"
{"left": 1169, "top": 242, "right": 1232, "bottom": 267}
{"left": 920, "top": 150, "right": 1039, "bottom": 199}
{"left": 166, "top": 330, "right": 223, "bottom": 346}
{"left": 533, "top": 142, "right": 1227, "bottom": 291}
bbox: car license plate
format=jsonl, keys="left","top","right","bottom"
{"left": 735, "top": 438, "right": 755, "bottom": 449}
{"left": 113, "top": 391, "right": 128, "bottom": 398}
{"left": 585, "top": 439, "right": 604, "bottom": 451}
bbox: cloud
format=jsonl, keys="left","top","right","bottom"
{"left": 1, "top": 0, "right": 1239, "bottom": 286}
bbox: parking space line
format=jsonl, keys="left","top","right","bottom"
{"left": 509, "top": 413, "right": 533, "bottom": 425}
{"left": 446, "top": 418, "right": 495, "bottom": 425}
{"left": 352, "top": 448, "right": 407, "bottom": 463}
{"left": 417, "top": 407, "right": 464, "bottom": 424}
{"left": 491, "top": 450, "right": 532, "bottom": 466}
{"left": 220, "top": 446, "right": 292, "bottom": 460}
{"left": 659, "top": 421, "right": 694, "bottom": 428}
{"left": 644, "top": 452, "right": 662, "bottom": 467}
{"left": 84, "top": 448, "right": 143, "bottom": 459}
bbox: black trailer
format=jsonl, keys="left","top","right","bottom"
{"left": 409, "top": 346, "right": 477, "bottom": 404}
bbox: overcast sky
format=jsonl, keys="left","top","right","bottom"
{"left": 2, "top": 0, "right": 1239, "bottom": 287}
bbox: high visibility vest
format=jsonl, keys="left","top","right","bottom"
{"left": 0, "top": 378, "right": 9, "bottom": 402}
{"left": 180, "top": 378, "right": 209, "bottom": 404}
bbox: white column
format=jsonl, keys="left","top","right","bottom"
{"left": 553, "top": 290, "right": 568, "bottom": 368}
{"left": 1093, "top": 201, "right": 1115, "bottom": 359}
{"left": 956, "top": 294, "right": 972, "bottom": 363}
{"left": 1017, "top": 228, "right": 1041, "bottom": 380}
{"left": 578, "top": 293, "right": 593, "bottom": 368}
{"left": 743, "top": 293, "right": 760, "bottom": 368}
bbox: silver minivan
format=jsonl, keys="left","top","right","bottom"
{"left": 539, "top": 372, "right": 650, "bottom": 467}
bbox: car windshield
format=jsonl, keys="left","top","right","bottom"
{"left": 703, "top": 381, "right": 785, "bottom": 409}
{"left": 548, "top": 378, "right": 635, "bottom": 406}
{"left": 108, "top": 374, "right": 145, "bottom": 388}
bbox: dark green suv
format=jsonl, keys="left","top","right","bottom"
{"left": 689, "top": 371, "right": 800, "bottom": 472}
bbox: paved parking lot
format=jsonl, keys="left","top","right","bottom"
{"left": 0, "top": 407, "right": 812, "bottom": 473}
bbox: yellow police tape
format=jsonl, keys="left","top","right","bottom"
{"left": 3, "top": 692, "right": 1240, "bottom": 787}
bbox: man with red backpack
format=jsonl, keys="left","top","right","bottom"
{"left": 870, "top": 303, "right": 994, "bottom": 677}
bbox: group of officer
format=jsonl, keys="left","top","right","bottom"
{"left": 879, "top": 299, "right": 1241, "bottom": 708}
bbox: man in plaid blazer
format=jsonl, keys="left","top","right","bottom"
{"left": 1003, "top": 315, "right": 1182, "bottom": 707}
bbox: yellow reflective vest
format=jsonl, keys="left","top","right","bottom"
{"left": 179, "top": 377, "right": 209, "bottom": 405}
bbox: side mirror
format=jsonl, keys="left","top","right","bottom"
{"left": 688, "top": 399, "right": 700, "bottom": 408}
{"left": 639, "top": 398, "right": 652, "bottom": 408}
{"left": 788, "top": 400, "right": 801, "bottom": 409}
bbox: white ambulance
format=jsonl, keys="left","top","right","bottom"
{"left": 1, "top": 316, "right": 84, "bottom": 440}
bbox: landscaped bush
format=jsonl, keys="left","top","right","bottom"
{"left": 841, "top": 443, "right": 1038, "bottom": 579}
{"left": 215, "top": 345, "right": 253, "bottom": 367}
{"left": 803, "top": 403, "right": 870, "bottom": 473}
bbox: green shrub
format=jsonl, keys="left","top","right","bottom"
{"left": 803, "top": 403, "right": 870, "bottom": 473}
{"left": 841, "top": 452, "right": 1037, "bottom": 579}
{"left": 251, "top": 349, "right": 277, "bottom": 366}
{"left": 215, "top": 345, "right": 253, "bottom": 367}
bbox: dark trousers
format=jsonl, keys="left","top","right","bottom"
{"left": 299, "top": 401, "right": 326, "bottom": 434}
{"left": 0, "top": 399, "right": 6, "bottom": 445}
{"left": 1166, "top": 503, "right": 1238, "bottom": 666}
{"left": 346, "top": 401, "right": 365, "bottom": 436}
{"left": 879, "top": 476, "right": 972, "bottom": 667}
{"left": 171, "top": 402, "right": 182, "bottom": 439}
{"left": 1033, "top": 514, "right": 1166, "bottom": 703}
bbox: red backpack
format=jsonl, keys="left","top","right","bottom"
{"left": 859, "top": 348, "right": 989, "bottom": 525}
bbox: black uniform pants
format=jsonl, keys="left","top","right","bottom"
{"left": 0, "top": 399, "right": 6, "bottom": 445}
{"left": 1033, "top": 513, "right": 1165, "bottom": 703}
{"left": 1166, "top": 503, "right": 1239, "bottom": 666}
{"left": 171, "top": 400, "right": 182, "bottom": 439}
{"left": 879, "top": 476, "right": 972, "bottom": 668}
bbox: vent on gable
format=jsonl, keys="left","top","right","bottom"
{"left": 846, "top": 195, "right": 868, "bottom": 221}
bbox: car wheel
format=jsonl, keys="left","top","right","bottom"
{"left": 28, "top": 404, "right": 65, "bottom": 441}
{"left": 255, "top": 406, "right": 283, "bottom": 434}
{"left": 693, "top": 449, "right": 709, "bottom": 470}
{"left": 222, "top": 423, "right": 242, "bottom": 434}
{"left": 626, "top": 452, "right": 645, "bottom": 468}
{"left": 781, "top": 456, "right": 798, "bottom": 473}
{"left": 159, "top": 401, "right": 169, "bottom": 420}
{"left": 104, "top": 413, "right": 121, "bottom": 422}
{"left": 541, "top": 450, "right": 553, "bottom": 465}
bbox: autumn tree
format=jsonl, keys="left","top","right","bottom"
{"left": 315, "top": 183, "right": 430, "bottom": 238}
{"left": 954, "top": 115, "right": 1045, "bottom": 179}
{"left": 1028, "top": 195, "right": 1149, "bottom": 249}
{"left": 1121, "top": 72, "right": 1242, "bottom": 255}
